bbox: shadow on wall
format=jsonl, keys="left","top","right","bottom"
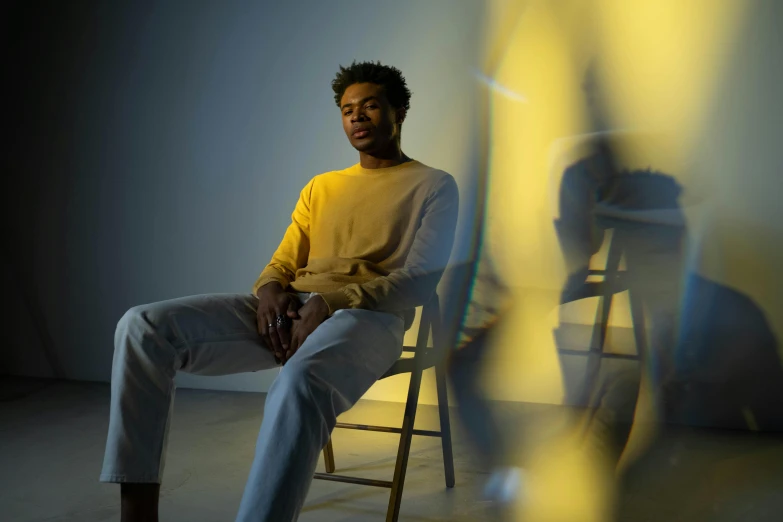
{"left": 665, "top": 274, "right": 783, "bottom": 431}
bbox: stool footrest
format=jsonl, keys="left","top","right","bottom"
{"left": 335, "top": 422, "right": 441, "bottom": 437}
{"left": 557, "top": 348, "right": 640, "bottom": 360}
{"left": 313, "top": 472, "right": 393, "bottom": 488}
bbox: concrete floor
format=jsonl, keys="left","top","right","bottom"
{"left": 0, "top": 377, "right": 495, "bottom": 522}
{"left": 1, "top": 377, "right": 782, "bottom": 521}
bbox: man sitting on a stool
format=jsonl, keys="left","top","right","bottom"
{"left": 99, "top": 60, "right": 459, "bottom": 522}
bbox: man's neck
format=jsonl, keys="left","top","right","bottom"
{"left": 359, "top": 148, "right": 411, "bottom": 169}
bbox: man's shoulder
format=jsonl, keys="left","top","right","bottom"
{"left": 294, "top": 169, "right": 347, "bottom": 195}
{"left": 309, "top": 167, "right": 348, "bottom": 182}
{"left": 403, "top": 161, "right": 456, "bottom": 190}
{"left": 412, "top": 161, "right": 452, "bottom": 178}
{"left": 400, "top": 164, "right": 457, "bottom": 207}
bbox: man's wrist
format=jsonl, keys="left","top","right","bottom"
{"left": 318, "top": 290, "right": 351, "bottom": 315}
{"left": 310, "top": 294, "right": 330, "bottom": 318}
{"left": 256, "top": 281, "right": 284, "bottom": 297}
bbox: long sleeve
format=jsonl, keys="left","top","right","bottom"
{"left": 251, "top": 180, "right": 313, "bottom": 295}
{"left": 318, "top": 175, "right": 459, "bottom": 314}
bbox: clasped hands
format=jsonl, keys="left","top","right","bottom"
{"left": 256, "top": 282, "right": 330, "bottom": 364}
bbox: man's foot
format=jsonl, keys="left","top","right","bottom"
{"left": 483, "top": 466, "right": 526, "bottom": 505}
{"left": 121, "top": 483, "right": 160, "bottom": 522}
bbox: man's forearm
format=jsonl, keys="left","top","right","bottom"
{"left": 256, "top": 281, "right": 284, "bottom": 298}
{"left": 252, "top": 266, "right": 292, "bottom": 296}
{"left": 318, "top": 268, "right": 444, "bottom": 316}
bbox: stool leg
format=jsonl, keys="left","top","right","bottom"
{"left": 323, "top": 438, "right": 335, "bottom": 474}
{"left": 435, "top": 363, "right": 455, "bottom": 488}
{"left": 387, "top": 368, "right": 423, "bottom": 522}
{"left": 582, "top": 290, "right": 612, "bottom": 406}
{"left": 628, "top": 289, "right": 647, "bottom": 359}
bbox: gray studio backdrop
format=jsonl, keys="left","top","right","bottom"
{"left": 4, "top": 0, "right": 484, "bottom": 393}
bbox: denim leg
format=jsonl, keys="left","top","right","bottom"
{"left": 235, "top": 309, "right": 404, "bottom": 522}
{"left": 100, "top": 293, "right": 276, "bottom": 484}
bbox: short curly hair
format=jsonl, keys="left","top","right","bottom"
{"left": 332, "top": 61, "right": 411, "bottom": 111}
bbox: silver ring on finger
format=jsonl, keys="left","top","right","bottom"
{"left": 268, "top": 323, "right": 275, "bottom": 330}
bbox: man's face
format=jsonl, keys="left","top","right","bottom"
{"left": 340, "top": 82, "right": 404, "bottom": 154}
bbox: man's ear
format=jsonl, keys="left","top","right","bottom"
{"left": 395, "top": 107, "right": 407, "bottom": 125}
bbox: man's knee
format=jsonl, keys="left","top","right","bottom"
{"left": 116, "top": 306, "right": 143, "bottom": 343}
{"left": 116, "top": 303, "right": 174, "bottom": 338}
{"left": 273, "top": 359, "right": 321, "bottom": 398}
{"left": 267, "top": 360, "right": 338, "bottom": 436}
{"left": 114, "top": 303, "right": 174, "bottom": 358}
{"left": 117, "top": 305, "right": 143, "bottom": 329}
{"left": 272, "top": 359, "right": 351, "bottom": 412}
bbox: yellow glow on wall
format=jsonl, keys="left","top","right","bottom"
{"left": 487, "top": 0, "right": 589, "bottom": 290}
{"left": 596, "top": 0, "right": 748, "bottom": 168}
{"left": 479, "top": 0, "right": 596, "bottom": 406}
{"left": 367, "top": 0, "right": 767, "bottom": 416}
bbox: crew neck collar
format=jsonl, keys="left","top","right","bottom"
{"left": 346, "top": 159, "right": 420, "bottom": 176}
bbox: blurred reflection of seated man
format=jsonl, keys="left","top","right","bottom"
{"left": 553, "top": 129, "right": 688, "bottom": 466}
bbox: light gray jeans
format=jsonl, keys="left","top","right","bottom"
{"left": 99, "top": 293, "right": 404, "bottom": 522}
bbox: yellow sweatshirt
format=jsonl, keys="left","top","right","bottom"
{"left": 252, "top": 160, "right": 459, "bottom": 326}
